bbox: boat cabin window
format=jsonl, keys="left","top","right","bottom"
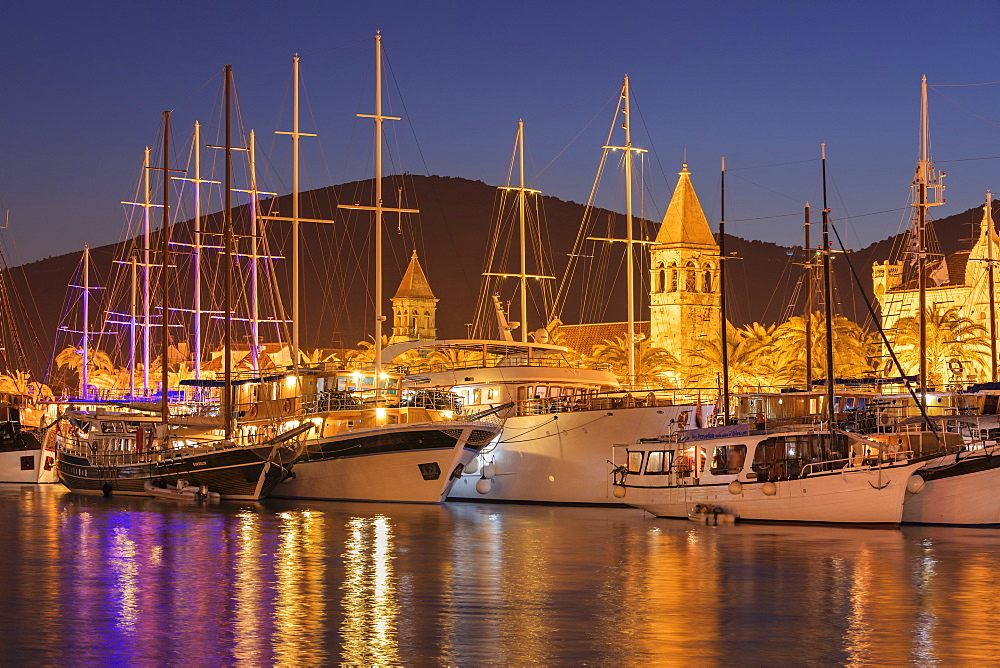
{"left": 472, "top": 389, "right": 482, "bottom": 404}
{"left": 751, "top": 433, "right": 851, "bottom": 481}
{"left": 710, "top": 444, "right": 746, "bottom": 475}
{"left": 644, "top": 450, "right": 670, "bottom": 474}
{"left": 626, "top": 451, "right": 644, "bottom": 474}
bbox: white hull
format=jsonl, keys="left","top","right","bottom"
{"left": 449, "top": 405, "right": 703, "bottom": 504}
{"left": 0, "top": 446, "right": 58, "bottom": 484}
{"left": 902, "top": 450, "right": 1000, "bottom": 525}
{"left": 275, "top": 423, "right": 489, "bottom": 504}
{"left": 624, "top": 462, "right": 924, "bottom": 524}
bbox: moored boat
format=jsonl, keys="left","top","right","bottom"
{"left": 612, "top": 422, "right": 926, "bottom": 525}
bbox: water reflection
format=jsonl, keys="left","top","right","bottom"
{"left": 341, "top": 515, "right": 398, "bottom": 665}
{"left": 3, "top": 487, "right": 1000, "bottom": 664}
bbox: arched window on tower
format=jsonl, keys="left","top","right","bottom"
{"left": 685, "top": 262, "right": 697, "bottom": 292}
{"left": 703, "top": 263, "right": 713, "bottom": 293}
{"left": 668, "top": 263, "right": 678, "bottom": 292}
{"left": 655, "top": 262, "right": 665, "bottom": 293}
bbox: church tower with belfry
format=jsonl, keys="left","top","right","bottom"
{"left": 649, "top": 164, "right": 721, "bottom": 370}
{"left": 390, "top": 250, "right": 439, "bottom": 343}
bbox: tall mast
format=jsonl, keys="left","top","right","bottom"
{"left": 623, "top": 76, "right": 636, "bottom": 385}
{"left": 129, "top": 255, "right": 137, "bottom": 398}
{"left": 719, "top": 157, "right": 730, "bottom": 423}
{"left": 249, "top": 129, "right": 260, "bottom": 373}
{"left": 82, "top": 245, "right": 90, "bottom": 398}
{"left": 223, "top": 65, "right": 234, "bottom": 440}
{"left": 292, "top": 56, "right": 300, "bottom": 369}
{"left": 193, "top": 121, "right": 203, "bottom": 381}
{"left": 143, "top": 147, "right": 152, "bottom": 393}
{"left": 374, "top": 33, "right": 385, "bottom": 381}
{"left": 160, "top": 110, "right": 171, "bottom": 424}
{"left": 492, "top": 121, "right": 546, "bottom": 342}
{"left": 518, "top": 121, "right": 528, "bottom": 342}
{"left": 338, "top": 32, "right": 418, "bottom": 392}
{"left": 804, "top": 203, "right": 813, "bottom": 390}
{"left": 988, "top": 193, "right": 997, "bottom": 382}
{"left": 821, "top": 143, "right": 835, "bottom": 425}
{"left": 917, "top": 76, "right": 929, "bottom": 406}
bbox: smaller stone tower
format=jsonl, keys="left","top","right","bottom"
{"left": 390, "top": 250, "right": 439, "bottom": 343}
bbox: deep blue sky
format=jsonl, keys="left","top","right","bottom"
{"left": 4, "top": 0, "right": 1000, "bottom": 267}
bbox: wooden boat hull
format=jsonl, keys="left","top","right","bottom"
{"left": 56, "top": 444, "right": 290, "bottom": 501}
{"left": 902, "top": 449, "right": 1000, "bottom": 525}
{"left": 274, "top": 422, "right": 499, "bottom": 503}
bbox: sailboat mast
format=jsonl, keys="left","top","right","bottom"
{"left": 988, "top": 193, "right": 997, "bottom": 382}
{"left": 130, "top": 255, "right": 137, "bottom": 398}
{"left": 160, "top": 110, "right": 171, "bottom": 424}
{"left": 194, "top": 121, "right": 203, "bottom": 381}
{"left": 804, "top": 203, "right": 813, "bottom": 389}
{"left": 292, "top": 56, "right": 300, "bottom": 370}
{"left": 623, "top": 77, "right": 636, "bottom": 385}
{"left": 250, "top": 129, "right": 260, "bottom": 373}
{"left": 917, "top": 75, "right": 929, "bottom": 406}
{"left": 374, "top": 33, "right": 386, "bottom": 384}
{"left": 82, "top": 245, "right": 90, "bottom": 398}
{"left": 223, "top": 65, "right": 233, "bottom": 440}
{"left": 821, "top": 143, "right": 835, "bottom": 425}
{"left": 143, "top": 147, "right": 151, "bottom": 393}
{"left": 719, "top": 157, "right": 730, "bottom": 423}
{"left": 518, "top": 120, "right": 528, "bottom": 343}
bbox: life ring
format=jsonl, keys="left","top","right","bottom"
{"left": 247, "top": 404, "right": 258, "bottom": 419}
{"left": 283, "top": 399, "right": 293, "bottom": 414}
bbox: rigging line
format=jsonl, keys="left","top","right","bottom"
{"left": 299, "top": 37, "right": 369, "bottom": 58}
{"left": 534, "top": 81, "right": 620, "bottom": 122}
{"left": 726, "top": 158, "right": 817, "bottom": 171}
{"left": 496, "top": 411, "right": 612, "bottom": 444}
{"left": 727, "top": 172, "right": 804, "bottom": 206}
{"left": 937, "top": 156, "right": 1000, "bottom": 163}
{"left": 536, "top": 95, "right": 617, "bottom": 178}
{"left": 931, "top": 87, "right": 1000, "bottom": 130}
{"left": 728, "top": 205, "right": 908, "bottom": 224}
{"left": 929, "top": 81, "right": 1000, "bottom": 87}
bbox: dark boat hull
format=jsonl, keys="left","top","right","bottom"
{"left": 56, "top": 444, "right": 290, "bottom": 501}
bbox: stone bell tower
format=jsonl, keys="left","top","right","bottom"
{"left": 649, "top": 164, "right": 721, "bottom": 370}
{"left": 390, "top": 250, "right": 439, "bottom": 343}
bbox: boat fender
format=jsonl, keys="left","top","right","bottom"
{"left": 762, "top": 481, "right": 777, "bottom": 496}
{"left": 464, "top": 457, "right": 479, "bottom": 475}
{"left": 475, "top": 477, "right": 493, "bottom": 495}
{"left": 612, "top": 485, "right": 626, "bottom": 499}
{"left": 482, "top": 463, "right": 496, "bottom": 479}
{"left": 906, "top": 475, "right": 926, "bottom": 494}
{"left": 728, "top": 480, "right": 742, "bottom": 495}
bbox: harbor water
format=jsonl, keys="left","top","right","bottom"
{"left": 2, "top": 484, "right": 999, "bottom": 665}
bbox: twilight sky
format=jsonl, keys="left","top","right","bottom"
{"left": 3, "top": 0, "right": 1000, "bottom": 268}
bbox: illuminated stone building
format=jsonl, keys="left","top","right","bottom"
{"left": 390, "top": 250, "right": 439, "bottom": 343}
{"left": 873, "top": 201, "right": 999, "bottom": 379}
{"left": 648, "top": 164, "right": 721, "bottom": 368}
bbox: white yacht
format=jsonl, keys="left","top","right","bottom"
{"left": 381, "top": 338, "right": 709, "bottom": 504}
{"left": 612, "top": 421, "right": 926, "bottom": 525}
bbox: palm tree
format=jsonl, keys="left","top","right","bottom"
{"left": 689, "top": 322, "right": 788, "bottom": 391}
{"left": 888, "top": 306, "right": 990, "bottom": 387}
{"left": 773, "top": 312, "right": 878, "bottom": 385}
{"left": 588, "top": 336, "right": 678, "bottom": 386}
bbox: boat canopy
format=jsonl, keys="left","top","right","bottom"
{"left": 380, "top": 338, "right": 569, "bottom": 363}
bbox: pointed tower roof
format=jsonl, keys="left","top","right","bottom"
{"left": 654, "top": 164, "right": 718, "bottom": 247}
{"left": 393, "top": 250, "right": 436, "bottom": 300}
